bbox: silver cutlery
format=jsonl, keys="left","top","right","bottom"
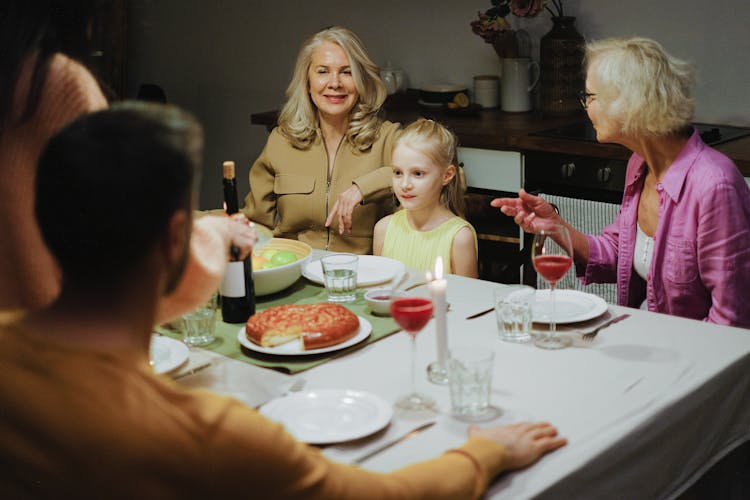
{"left": 465, "top": 307, "right": 494, "bottom": 320}
{"left": 581, "top": 313, "right": 630, "bottom": 343}
{"left": 388, "top": 270, "right": 408, "bottom": 292}
{"left": 172, "top": 362, "right": 213, "bottom": 380}
{"left": 403, "top": 281, "right": 429, "bottom": 292}
{"left": 352, "top": 421, "right": 436, "bottom": 465}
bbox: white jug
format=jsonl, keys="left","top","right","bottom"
{"left": 380, "top": 62, "right": 406, "bottom": 95}
{"left": 501, "top": 58, "right": 540, "bottom": 112}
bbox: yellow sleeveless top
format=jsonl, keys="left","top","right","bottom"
{"left": 381, "top": 210, "right": 477, "bottom": 273}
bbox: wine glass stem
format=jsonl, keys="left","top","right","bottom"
{"left": 549, "top": 284, "right": 557, "bottom": 336}
{"left": 410, "top": 335, "right": 417, "bottom": 396}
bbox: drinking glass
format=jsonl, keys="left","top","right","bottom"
{"left": 181, "top": 294, "right": 217, "bottom": 347}
{"left": 390, "top": 297, "right": 435, "bottom": 410}
{"left": 532, "top": 222, "right": 573, "bottom": 349}
{"left": 320, "top": 253, "right": 358, "bottom": 302}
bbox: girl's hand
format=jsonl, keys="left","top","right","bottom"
{"left": 491, "top": 189, "right": 561, "bottom": 233}
{"left": 325, "top": 185, "right": 364, "bottom": 235}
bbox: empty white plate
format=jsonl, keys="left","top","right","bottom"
{"left": 532, "top": 289, "right": 608, "bottom": 324}
{"left": 260, "top": 389, "right": 393, "bottom": 444}
{"left": 149, "top": 335, "right": 189, "bottom": 374}
{"left": 302, "top": 255, "right": 406, "bottom": 287}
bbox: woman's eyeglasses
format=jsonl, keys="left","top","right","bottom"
{"left": 579, "top": 91, "right": 596, "bottom": 110}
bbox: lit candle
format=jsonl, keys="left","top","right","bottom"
{"left": 429, "top": 256, "right": 448, "bottom": 367}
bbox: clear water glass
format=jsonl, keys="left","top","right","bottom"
{"left": 181, "top": 295, "right": 217, "bottom": 346}
{"left": 321, "top": 253, "right": 358, "bottom": 302}
{"left": 449, "top": 345, "right": 495, "bottom": 417}
{"left": 494, "top": 285, "right": 535, "bottom": 343}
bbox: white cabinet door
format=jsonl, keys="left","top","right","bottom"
{"left": 457, "top": 147, "right": 523, "bottom": 192}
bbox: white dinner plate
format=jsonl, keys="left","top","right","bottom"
{"left": 237, "top": 316, "right": 372, "bottom": 356}
{"left": 532, "top": 289, "right": 608, "bottom": 324}
{"left": 260, "top": 389, "right": 393, "bottom": 444}
{"left": 149, "top": 335, "right": 189, "bottom": 374}
{"left": 302, "top": 255, "right": 406, "bottom": 287}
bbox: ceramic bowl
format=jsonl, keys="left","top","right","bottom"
{"left": 419, "top": 84, "right": 468, "bottom": 105}
{"left": 364, "top": 288, "right": 408, "bottom": 316}
{"left": 252, "top": 238, "right": 312, "bottom": 296}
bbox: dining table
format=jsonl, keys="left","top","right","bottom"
{"left": 157, "top": 250, "right": 750, "bottom": 499}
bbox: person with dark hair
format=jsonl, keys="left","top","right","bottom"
{"left": 0, "top": 1, "right": 247, "bottom": 322}
{"left": 0, "top": 0, "right": 107, "bottom": 311}
{"left": 0, "top": 102, "right": 565, "bottom": 498}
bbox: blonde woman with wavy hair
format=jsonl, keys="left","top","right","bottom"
{"left": 493, "top": 36, "right": 750, "bottom": 327}
{"left": 374, "top": 119, "right": 478, "bottom": 278}
{"left": 278, "top": 26, "right": 387, "bottom": 151}
{"left": 243, "top": 26, "right": 399, "bottom": 254}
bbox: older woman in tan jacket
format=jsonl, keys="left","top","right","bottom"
{"left": 243, "top": 26, "right": 399, "bottom": 254}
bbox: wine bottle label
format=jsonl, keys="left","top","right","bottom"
{"left": 220, "top": 261, "right": 245, "bottom": 298}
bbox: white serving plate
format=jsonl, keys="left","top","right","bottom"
{"left": 237, "top": 316, "right": 372, "bottom": 356}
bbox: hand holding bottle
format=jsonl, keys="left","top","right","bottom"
{"left": 222, "top": 215, "right": 257, "bottom": 260}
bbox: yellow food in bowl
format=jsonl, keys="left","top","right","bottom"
{"left": 252, "top": 238, "right": 312, "bottom": 296}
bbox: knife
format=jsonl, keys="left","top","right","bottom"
{"left": 465, "top": 307, "right": 494, "bottom": 320}
{"left": 172, "top": 362, "right": 213, "bottom": 380}
{"left": 352, "top": 421, "right": 436, "bottom": 465}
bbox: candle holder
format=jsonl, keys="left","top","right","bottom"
{"left": 427, "top": 361, "right": 449, "bottom": 385}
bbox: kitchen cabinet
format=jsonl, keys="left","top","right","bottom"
{"left": 457, "top": 147, "right": 524, "bottom": 283}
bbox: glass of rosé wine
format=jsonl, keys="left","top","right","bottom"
{"left": 532, "top": 222, "right": 574, "bottom": 349}
{"left": 390, "top": 297, "right": 436, "bottom": 410}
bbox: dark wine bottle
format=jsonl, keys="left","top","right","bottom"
{"left": 219, "top": 161, "right": 255, "bottom": 323}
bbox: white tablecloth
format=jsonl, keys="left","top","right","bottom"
{"left": 176, "top": 269, "right": 750, "bottom": 499}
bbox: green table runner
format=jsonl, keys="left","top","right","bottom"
{"left": 156, "top": 280, "right": 399, "bottom": 374}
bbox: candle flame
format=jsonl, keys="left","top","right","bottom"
{"left": 434, "top": 256, "right": 444, "bottom": 280}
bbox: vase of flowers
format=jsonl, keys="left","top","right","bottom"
{"left": 471, "top": 1, "right": 584, "bottom": 114}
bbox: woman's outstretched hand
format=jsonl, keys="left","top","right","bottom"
{"left": 325, "top": 185, "right": 364, "bottom": 235}
{"left": 491, "top": 189, "right": 561, "bottom": 233}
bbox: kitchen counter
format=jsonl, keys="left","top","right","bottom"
{"left": 250, "top": 93, "right": 750, "bottom": 176}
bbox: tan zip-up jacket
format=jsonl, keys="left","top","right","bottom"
{"left": 243, "top": 121, "right": 400, "bottom": 254}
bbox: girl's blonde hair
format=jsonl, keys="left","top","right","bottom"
{"left": 277, "top": 26, "right": 387, "bottom": 151}
{"left": 395, "top": 118, "right": 467, "bottom": 218}
{"left": 584, "top": 37, "right": 695, "bottom": 136}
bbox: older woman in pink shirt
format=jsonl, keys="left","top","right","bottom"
{"left": 493, "top": 37, "right": 750, "bottom": 328}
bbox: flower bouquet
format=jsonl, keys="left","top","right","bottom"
{"left": 470, "top": 1, "right": 565, "bottom": 57}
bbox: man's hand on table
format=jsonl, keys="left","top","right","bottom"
{"left": 470, "top": 421, "right": 567, "bottom": 470}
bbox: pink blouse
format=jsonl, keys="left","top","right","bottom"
{"left": 579, "top": 129, "right": 750, "bottom": 328}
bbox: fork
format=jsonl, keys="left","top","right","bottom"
{"left": 582, "top": 313, "right": 630, "bottom": 343}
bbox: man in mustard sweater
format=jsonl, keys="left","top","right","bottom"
{"left": 0, "top": 102, "right": 566, "bottom": 498}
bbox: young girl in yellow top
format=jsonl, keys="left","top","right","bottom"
{"left": 373, "top": 119, "right": 478, "bottom": 277}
